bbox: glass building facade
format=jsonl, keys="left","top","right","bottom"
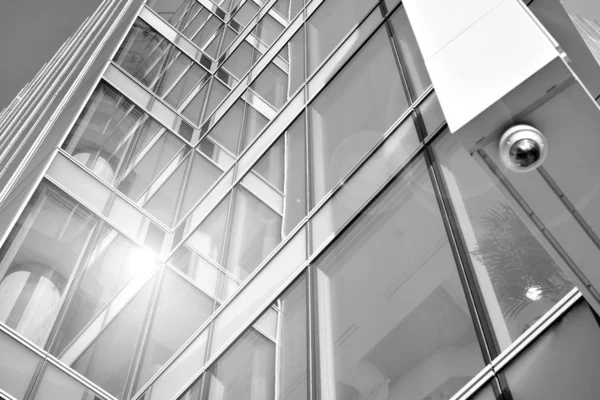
{"left": 1, "top": 0, "right": 600, "bottom": 399}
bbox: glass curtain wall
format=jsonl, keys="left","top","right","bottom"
{"left": 0, "top": 1, "right": 589, "bottom": 400}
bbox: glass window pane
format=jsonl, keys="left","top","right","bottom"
{"left": 389, "top": 6, "right": 431, "bottom": 98}
{"left": 278, "top": 275, "right": 308, "bottom": 400}
{"left": 208, "top": 99, "right": 245, "bottom": 154}
{"left": 135, "top": 268, "right": 214, "bottom": 392}
{"left": 170, "top": 245, "right": 220, "bottom": 297}
{"left": 31, "top": 362, "right": 92, "bottom": 400}
{"left": 0, "top": 330, "right": 41, "bottom": 400}
{"left": 0, "top": 184, "right": 97, "bottom": 348}
{"left": 434, "top": 132, "right": 574, "bottom": 349}
{"left": 254, "top": 13, "right": 284, "bottom": 47}
{"left": 181, "top": 274, "right": 307, "bottom": 400}
{"left": 283, "top": 114, "right": 307, "bottom": 237}
{"left": 419, "top": 91, "right": 444, "bottom": 135}
{"left": 251, "top": 63, "right": 289, "bottom": 110}
{"left": 63, "top": 83, "right": 150, "bottom": 185}
{"left": 187, "top": 193, "right": 231, "bottom": 263}
{"left": 504, "top": 301, "right": 600, "bottom": 399}
{"left": 233, "top": 0, "right": 259, "bottom": 27}
{"left": 193, "top": 16, "right": 223, "bottom": 49}
{"left": 179, "top": 153, "right": 223, "bottom": 219}
{"left": 114, "top": 19, "right": 186, "bottom": 98}
{"left": 144, "top": 151, "right": 221, "bottom": 227}
{"left": 144, "top": 329, "right": 210, "bottom": 400}
{"left": 314, "top": 157, "right": 485, "bottom": 400}
{"left": 182, "top": 81, "right": 210, "bottom": 126}
{"left": 311, "top": 117, "right": 419, "bottom": 253}
{"left": 118, "top": 132, "right": 187, "bottom": 202}
{"left": 204, "top": 329, "right": 275, "bottom": 400}
{"left": 149, "top": 0, "right": 195, "bottom": 28}
{"left": 309, "top": 27, "right": 409, "bottom": 205}
{"left": 222, "top": 41, "right": 262, "bottom": 80}
{"left": 288, "top": 26, "right": 305, "bottom": 97}
{"left": 165, "top": 64, "right": 207, "bottom": 108}
{"left": 225, "top": 186, "right": 283, "bottom": 280}
{"left": 152, "top": 51, "right": 190, "bottom": 97}
{"left": 218, "top": 26, "right": 239, "bottom": 58}
{"left": 71, "top": 273, "right": 157, "bottom": 398}
{"left": 240, "top": 99, "right": 269, "bottom": 150}
{"left": 205, "top": 79, "right": 230, "bottom": 122}
{"left": 208, "top": 226, "right": 306, "bottom": 358}
{"left": 183, "top": 9, "right": 211, "bottom": 38}
{"left": 384, "top": 0, "right": 400, "bottom": 11}
{"left": 253, "top": 135, "right": 285, "bottom": 192}
{"left": 307, "top": 8, "right": 382, "bottom": 98}
{"left": 52, "top": 228, "right": 159, "bottom": 357}
{"left": 307, "top": 0, "right": 375, "bottom": 74}
{"left": 205, "top": 26, "right": 225, "bottom": 59}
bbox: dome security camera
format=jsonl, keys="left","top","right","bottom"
{"left": 499, "top": 124, "right": 547, "bottom": 172}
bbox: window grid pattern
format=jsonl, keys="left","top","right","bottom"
{"left": 0, "top": 1, "right": 588, "bottom": 400}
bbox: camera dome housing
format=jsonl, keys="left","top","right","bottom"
{"left": 499, "top": 124, "right": 547, "bottom": 172}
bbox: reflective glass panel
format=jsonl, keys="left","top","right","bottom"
{"left": 434, "top": 132, "right": 574, "bottom": 349}
{"left": 253, "top": 135, "right": 285, "bottom": 192}
{"left": 52, "top": 227, "right": 159, "bottom": 357}
{"left": 134, "top": 268, "right": 214, "bottom": 392}
{"left": 178, "top": 274, "right": 307, "bottom": 400}
{"left": 165, "top": 64, "right": 207, "bottom": 108}
{"left": 193, "top": 16, "right": 223, "bottom": 50}
{"left": 208, "top": 99, "right": 245, "bottom": 154}
{"left": 63, "top": 83, "right": 160, "bottom": 185}
{"left": 149, "top": 0, "right": 197, "bottom": 29}
{"left": 389, "top": 6, "right": 431, "bottom": 99}
{"left": 31, "top": 362, "right": 94, "bottom": 400}
{"left": 307, "top": 0, "right": 375, "bottom": 75}
{"left": 287, "top": 26, "right": 305, "bottom": 97}
{"left": 233, "top": 0, "right": 259, "bottom": 27}
{"left": 187, "top": 192, "right": 232, "bottom": 263}
{"left": 251, "top": 63, "right": 289, "bottom": 110}
{"left": 222, "top": 41, "right": 262, "bottom": 80}
{"left": 253, "top": 13, "right": 284, "bottom": 47}
{"left": 70, "top": 273, "right": 157, "bottom": 398}
{"left": 504, "top": 301, "right": 600, "bottom": 400}
{"left": 419, "top": 91, "right": 444, "bottom": 135}
{"left": 314, "top": 157, "right": 485, "bottom": 400}
{"left": 170, "top": 244, "right": 221, "bottom": 298}
{"left": 0, "top": 184, "right": 97, "bottom": 347}
{"left": 118, "top": 131, "right": 187, "bottom": 203}
{"left": 115, "top": 19, "right": 193, "bottom": 97}
{"left": 144, "top": 151, "right": 222, "bottom": 227}
{"left": 310, "top": 27, "right": 410, "bottom": 205}
{"left": 0, "top": 330, "right": 40, "bottom": 400}
{"left": 225, "top": 186, "right": 282, "bottom": 280}
{"left": 183, "top": 8, "right": 211, "bottom": 39}
{"left": 240, "top": 98, "right": 269, "bottom": 150}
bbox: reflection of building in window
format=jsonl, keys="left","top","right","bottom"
{"left": 0, "top": 185, "right": 96, "bottom": 347}
{"left": 568, "top": 13, "right": 600, "bottom": 65}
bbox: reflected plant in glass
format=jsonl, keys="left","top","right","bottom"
{"left": 471, "top": 202, "right": 572, "bottom": 335}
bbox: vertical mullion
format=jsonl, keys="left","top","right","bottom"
{"left": 307, "top": 264, "right": 317, "bottom": 400}
{"left": 417, "top": 117, "right": 501, "bottom": 364}
{"left": 381, "top": 3, "right": 415, "bottom": 105}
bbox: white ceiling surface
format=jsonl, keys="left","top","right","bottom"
{"left": 403, "top": 0, "right": 559, "bottom": 132}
